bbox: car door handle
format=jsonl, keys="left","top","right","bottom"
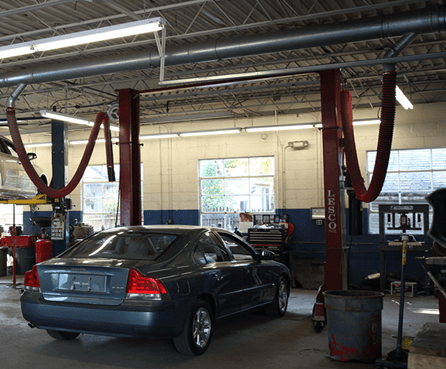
{"left": 210, "top": 272, "right": 220, "bottom": 280}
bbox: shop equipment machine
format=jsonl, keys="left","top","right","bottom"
{"left": 378, "top": 204, "right": 431, "bottom": 292}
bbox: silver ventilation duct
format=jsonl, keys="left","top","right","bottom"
{"left": 0, "top": 6, "right": 445, "bottom": 88}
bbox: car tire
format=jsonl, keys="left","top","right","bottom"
{"left": 46, "top": 330, "right": 80, "bottom": 340}
{"left": 265, "top": 276, "right": 289, "bottom": 317}
{"left": 173, "top": 300, "right": 213, "bottom": 356}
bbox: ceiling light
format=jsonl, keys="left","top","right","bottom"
{"left": 140, "top": 133, "right": 180, "bottom": 139}
{"left": 179, "top": 129, "right": 241, "bottom": 137}
{"left": 395, "top": 85, "right": 413, "bottom": 110}
{"left": 352, "top": 119, "right": 381, "bottom": 126}
{"left": 40, "top": 110, "right": 119, "bottom": 131}
{"left": 24, "top": 142, "right": 52, "bottom": 148}
{"left": 69, "top": 139, "right": 95, "bottom": 145}
{"left": 0, "top": 119, "right": 24, "bottom": 124}
{"left": 245, "top": 124, "right": 315, "bottom": 132}
{"left": 69, "top": 137, "right": 119, "bottom": 145}
{"left": 0, "top": 18, "right": 165, "bottom": 60}
{"left": 0, "top": 46, "right": 35, "bottom": 59}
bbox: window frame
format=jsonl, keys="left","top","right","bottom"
{"left": 81, "top": 164, "right": 143, "bottom": 231}
{"left": 199, "top": 156, "right": 275, "bottom": 230}
{"left": 366, "top": 147, "right": 443, "bottom": 234}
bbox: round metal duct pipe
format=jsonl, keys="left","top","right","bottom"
{"left": 0, "top": 6, "right": 444, "bottom": 88}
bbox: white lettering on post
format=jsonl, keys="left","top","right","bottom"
{"left": 326, "top": 190, "right": 337, "bottom": 233}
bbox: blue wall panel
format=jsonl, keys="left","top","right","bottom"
{"left": 144, "top": 209, "right": 199, "bottom": 226}
{"left": 278, "top": 207, "right": 428, "bottom": 287}
{"left": 20, "top": 207, "right": 428, "bottom": 288}
{"left": 69, "top": 211, "right": 83, "bottom": 225}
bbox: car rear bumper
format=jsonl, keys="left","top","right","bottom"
{"left": 21, "top": 292, "right": 189, "bottom": 339}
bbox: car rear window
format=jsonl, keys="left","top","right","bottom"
{"left": 61, "top": 231, "right": 179, "bottom": 260}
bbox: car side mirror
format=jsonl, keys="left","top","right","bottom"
{"left": 27, "top": 152, "right": 37, "bottom": 160}
{"left": 259, "top": 250, "right": 275, "bottom": 260}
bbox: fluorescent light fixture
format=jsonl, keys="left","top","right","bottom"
{"left": 0, "top": 119, "right": 23, "bottom": 123}
{"left": 40, "top": 110, "right": 119, "bottom": 131}
{"left": 70, "top": 138, "right": 104, "bottom": 145}
{"left": 41, "top": 110, "right": 91, "bottom": 125}
{"left": 179, "top": 129, "right": 241, "bottom": 137}
{"left": 83, "top": 121, "right": 120, "bottom": 132}
{"left": 353, "top": 119, "right": 381, "bottom": 126}
{"left": 245, "top": 120, "right": 381, "bottom": 132}
{"left": 0, "top": 46, "right": 34, "bottom": 59}
{"left": 245, "top": 124, "right": 315, "bottom": 132}
{"left": 24, "top": 142, "right": 52, "bottom": 148}
{"left": 70, "top": 139, "right": 95, "bottom": 145}
{"left": 140, "top": 133, "right": 180, "bottom": 139}
{"left": 70, "top": 137, "right": 119, "bottom": 145}
{"left": 64, "top": 118, "right": 382, "bottom": 144}
{"left": 0, "top": 18, "right": 165, "bottom": 59}
{"left": 395, "top": 85, "right": 413, "bottom": 110}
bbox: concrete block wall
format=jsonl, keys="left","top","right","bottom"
{"left": 18, "top": 102, "right": 446, "bottom": 286}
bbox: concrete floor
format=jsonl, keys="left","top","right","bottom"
{"left": 0, "top": 275, "right": 440, "bottom": 369}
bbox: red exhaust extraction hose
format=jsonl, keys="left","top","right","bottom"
{"left": 341, "top": 71, "right": 397, "bottom": 203}
{"left": 103, "top": 115, "right": 115, "bottom": 182}
{"left": 7, "top": 108, "right": 108, "bottom": 198}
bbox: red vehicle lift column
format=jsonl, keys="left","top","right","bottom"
{"left": 312, "top": 70, "right": 348, "bottom": 328}
{"left": 118, "top": 89, "right": 142, "bottom": 226}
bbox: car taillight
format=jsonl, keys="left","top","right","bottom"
{"left": 126, "top": 269, "right": 167, "bottom": 298}
{"left": 24, "top": 265, "right": 41, "bottom": 292}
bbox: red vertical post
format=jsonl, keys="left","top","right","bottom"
{"left": 118, "top": 89, "right": 141, "bottom": 226}
{"left": 131, "top": 91, "right": 141, "bottom": 225}
{"left": 320, "top": 70, "right": 347, "bottom": 291}
{"left": 439, "top": 293, "right": 446, "bottom": 323}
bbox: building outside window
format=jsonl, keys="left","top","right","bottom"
{"left": 81, "top": 164, "right": 143, "bottom": 231}
{"left": 0, "top": 204, "right": 23, "bottom": 231}
{"left": 367, "top": 148, "right": 446, "bottom": 234}
{"left": 82, "top": 165, "right": 120, "bottom": 231}
{"left": 199, "top": 157, "right": 275, "bottom": 231}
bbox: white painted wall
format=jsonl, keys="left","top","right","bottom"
{"left": 20, "top": 102, "right": 446, "bottom": 213}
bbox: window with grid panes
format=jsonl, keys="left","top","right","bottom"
{"left": 367, "top": 148, "right": 446, "bottom": 234}
{"left": 199, "top": 157, "right": 275, "bottom": 231}
{"left": 82, "top": 164, "right": 143, "bottom": 231}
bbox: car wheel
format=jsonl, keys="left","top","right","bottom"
{"left": 266, "top": 277, "right": 289, "bottom": 317}
{"left": 173, "top": 300, "right": 213, "bottom": 356}
{"left": 46, "top": 330, "right": 80, "bottom": 340}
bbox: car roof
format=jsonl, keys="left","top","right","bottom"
{"left": 100, "top": 225, "right": 226, "bottom": 234}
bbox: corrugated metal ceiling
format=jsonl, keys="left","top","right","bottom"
{"left": 0, "top": 0, "right": 444, "bottom": 131}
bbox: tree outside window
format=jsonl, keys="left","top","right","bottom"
{"left": 199, "top": 157, "right": 275, "bottom": 230}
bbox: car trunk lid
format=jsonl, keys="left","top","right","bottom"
{"left": 37, "top": 262, "right": 129, "bottom": 306}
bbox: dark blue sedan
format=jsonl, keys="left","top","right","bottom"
{"left": 21, "top": 225, "right": 290, "bottom": 355}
